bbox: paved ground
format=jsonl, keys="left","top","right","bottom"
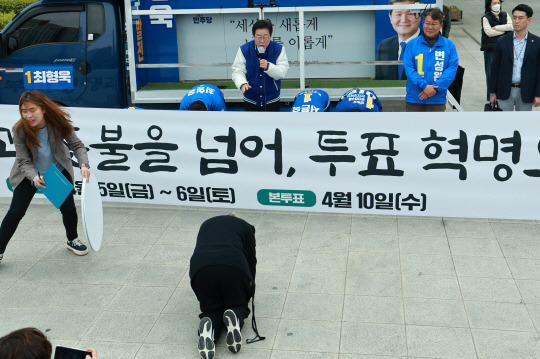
{"left": 1, "top": 197, "right": 540, "bottom": 359}
{"left": 1, "top": 1, "right": 540, "bottom": 359}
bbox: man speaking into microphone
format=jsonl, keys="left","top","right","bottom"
{"left": 232, "top": 19, "right": 289, "bottom": 111}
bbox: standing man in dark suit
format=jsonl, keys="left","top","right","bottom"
{"left": 376, "top": 0, "right": 421, "bottom": 80}
{"left": 489, "top": 4, "right": 540, "bottom": 111}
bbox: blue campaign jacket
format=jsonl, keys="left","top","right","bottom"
{"left": 335, "top": 89, "right": 382, "bottom": 112}
{"left": 179, "top": 84, "right": 226, "bottom": 111}
{"left": 241, "top": 40, "right": 283, "bottom": 106}
{"left": 292, "top": 89, "right": 330, "bottom": 112}
{"left": 404, "top": 34, "right": 459, "bottom": 105}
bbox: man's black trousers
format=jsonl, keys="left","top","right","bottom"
{"left": 191, "top": 265, "right": 252, "bottom": 342}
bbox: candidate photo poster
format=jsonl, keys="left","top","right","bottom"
{"left": 375, "top": 0, "right": 436, "bottom": 80}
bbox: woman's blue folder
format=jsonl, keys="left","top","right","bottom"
{"left": 41, "top": 163, "right": 74, "bottom": 209}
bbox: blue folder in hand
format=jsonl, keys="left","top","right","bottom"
{"left": 41, "top": 163, "right": 74, "bottom": 209}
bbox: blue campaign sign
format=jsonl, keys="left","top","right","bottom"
{"left": 23, "top": 65, "right": 74, "bottom": 90}
{"left": 134, "top": 0, "right": 178, "bottom": 85}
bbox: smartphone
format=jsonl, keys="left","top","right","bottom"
{"left": 54, "top": 346, "right": 91, "bottom": 359}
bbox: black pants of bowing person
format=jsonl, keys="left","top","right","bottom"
{"left": 192, "top": 265, "right": 253, "bottom": 341}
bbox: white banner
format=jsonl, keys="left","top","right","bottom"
{"left": 1, "top": 105, "right": 539, "bottom": 220}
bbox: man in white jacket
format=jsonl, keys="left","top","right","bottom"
{"left": 231, "top": 19, "right": 289, "bottom": 111}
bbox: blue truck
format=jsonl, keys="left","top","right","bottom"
{"left": 0, "top": 0, "right": 439, "bottom": 108}
{"left": 0, "top": 0, "right": 127, "bottom": 107}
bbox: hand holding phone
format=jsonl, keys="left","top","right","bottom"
{"left": 86, "top": 348, "right": 97, "bottom": 359}
{"left": 54, "top": 346, "right": 93, "bottom": 359}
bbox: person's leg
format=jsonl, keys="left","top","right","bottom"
{"left": 243, "top": 101, "right": 264, "bottom": 112}
{"left": 496, "top": 98, "right": 514, "bottom": 111}
{"left": 219, "top": 267, "right": 252, "bottom": 353}
{"left": 191, "top": 266, "right": 226, "bottom": 341}
{"left": 192, "top": 266, "right": 230, "bottom": 359}
{"left": 60, "top": 192, "right": 78, "bottom": 241}
{"left": 223, "top": 309, "right": 243, "bottom": 354}
{"left": 405, "top": 103, "right": 426, "bottom": 112}
{"left": 0, "top": 178, "right": 36, "bottom": 256}
{"left": 426, "top": 104, "right": 447, "bottom": 112}
{"left": 265, "top": 101, "right": 281, "bottom": 112}
{"left": 60, "top": 170, "right": 87, "bottom": 256}
{"left": 515, "top": 88, "right": 533, "bottom": 111}
{"left": 244, "top": 100, "right": 280, "bottom": 112}
{"left": 484, "top": 50, "right": 493, "bottom": 101}
{"left": 220, "top": 267, "right": 252, "bottom": 325}
{"left": 496, "top": 88, "right": 516, "bottom": 111}
{"left": 197, "top": 317, "right": 215, "bottom": 359}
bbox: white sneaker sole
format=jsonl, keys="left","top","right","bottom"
{"left": 67, "top": 241, "right": 89, "bottom": 256}
{"left": 67, "top": 246, "right": 89, "bottom": 256}
{"left": 223, "top": 309, "right": 242, "bottom": 353}
{"left": 198, "top": 317, "right": 215, "bottom": 359}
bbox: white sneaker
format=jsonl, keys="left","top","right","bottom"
{"left": 223, "top": 309, "right": 242, "bottom": 353}
{"left": 67, "top": 239, "right": 89, "bottom": 256}
{"left": 198, "top": 317, "right": 215, "bottom": 359}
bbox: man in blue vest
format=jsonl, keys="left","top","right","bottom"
{"left": 232, "top": 19, "right": 289, "bottom": 111}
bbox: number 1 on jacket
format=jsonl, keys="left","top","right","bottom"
{"left": 415, "top": 53, "right": 424, "bottom": 75}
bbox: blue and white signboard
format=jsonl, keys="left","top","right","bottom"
{"left": 23, "top": 65, "right": 74, "bottom": 90}
{"left": 132, "top": 0, "right": 179, "bottom": 86}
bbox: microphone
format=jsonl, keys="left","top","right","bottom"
{"left": 257, "top": 46, "right": 267, "bottom": 110}
{"left": 257, "top": 46, "right": 266, "bottom": 59}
